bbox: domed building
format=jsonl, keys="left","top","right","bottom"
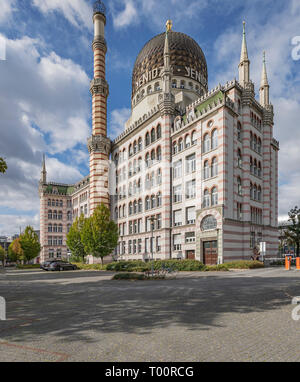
{"left": 38, "top": 2, "right": 279, "bottom": 265}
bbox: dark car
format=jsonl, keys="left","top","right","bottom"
{"left": 40, "top": 260, "right": 78, "bottom": 272}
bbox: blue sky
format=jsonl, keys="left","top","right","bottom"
{"left": 0, "top": 0, "right": 300, "bottom": 235}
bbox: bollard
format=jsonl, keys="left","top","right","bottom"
{"left": 296, "top": 258, "right": 300, "bottom": 270}
{"left": 285, "top": 256, "right": 291, "bottom": 270}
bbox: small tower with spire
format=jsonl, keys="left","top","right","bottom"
{"left": 159, "top": 20, "right": 175, "bottom": 116}
{"left": 238, "top": 21, "right": 250, "bottom": 88}
{"left": 260, "top": 51, "right": 270, "bottom": 107}
{"left": 40, "top": 154, "right": 47, "bottom": 184}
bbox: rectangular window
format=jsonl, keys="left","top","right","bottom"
{"left": 185, "top": 232, "right": 196, "bottom": 243}
{"left": 250, "top": 232, "right": 255, "bottom": 249}
{"left": 173, "top": 160, "right": 182, "bottom": 179}
{"left": 145, "top": 238, "right": 149, "bottom": 253}
{"left": 186, "top": 179, "right": 196, "bottom": 199}
{"left": 173, "top": 185, "right": 182, "bottom": 203}
{"left": 156, "top": 237, "right": 161, "bottom": 252}
{"left": 156, "top": 214, "right": 162, "bottom": 229}
{"left": 186, "top": 154, "right": 196, "bottom": 174}
{"left": 186, "top": 206, "right": 196, "bottom": 225}
{"left": 174, "top": 210, "right": 182, "bottom": 227}
{"left": 173, "top": 234, "right": 182, "bottom": 251}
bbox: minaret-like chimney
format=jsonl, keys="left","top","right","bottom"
{"left": 40, "top": 154, "right": 47, "bottom": 184}
{"left": 88, "top": 0, "right": 111, "bottom": 213}
{"left": 238, "top": 21, "right": 250, "bottom": 87}
{"left": 259, "top": 51, "right": 270, "bottom": 107}
{"left": 162, "top": 20, "right": 172, "bottom": 93}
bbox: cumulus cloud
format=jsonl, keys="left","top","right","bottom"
{"left": 0, "top": 0, "right": 15, "bottom": 25}
{"left": 109, "top": 107, "right": 131, "bottom": 138}
{"left": 0, "top": 214, "right": 40, "bottom": 237}
{"left": 0, "top": 34, "right": 89, "bottom": 235}
{"left": 32, "top": 0, "right": 92, "bottom": 30}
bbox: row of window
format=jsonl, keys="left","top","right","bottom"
{"left": 47, "top": 210, "right": 72, "bottom": 220}
{"left": 117, "top": 171, "right": 162, "bottom": 199}
{"left": 250, "top": 133, "right": 262, "bottom": 154}
{"left": 48, "top": 199, "right": 63, "bottom": 207}
{"left": 250, "top": 112, "right": 262, "bottom": 130}
{"left": 48, "top": 249, "right": 62, "bottom": 259}
{"left": 47, "top": 237, "right": 63, "bottom": 246}
{"left": 115, "top": 194, "right": 163, "bottom": 219}
{"left": 173, "top": 180, "right": 197, "bottom": 202}
{"left": 133, "top": 83, "right": 161, "bottom": 106}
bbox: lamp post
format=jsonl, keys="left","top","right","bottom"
{"left": 149, "top": 216, "right": 157, "bottom": 277}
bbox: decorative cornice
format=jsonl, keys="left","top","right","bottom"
{"left": 90, "top": 78, "right": 109, "bottom": 97}
{"left": 241, "top": 81, "right": 255, "bottom": 106}
{"left": 87, "top": 135, "right": 111, "bottom": 155}
{"left": 263, "top": 104, "right": 274, "bottom": 126}
{"left": 92, "top": 35, "right": 107, "bottom": 53}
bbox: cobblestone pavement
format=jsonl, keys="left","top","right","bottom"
{"left": 0, "top": 267, "right": 300, "bottom": 362}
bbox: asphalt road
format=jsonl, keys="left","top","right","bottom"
{"left": 0, "top": 267, "right": 300, "bottom": 362}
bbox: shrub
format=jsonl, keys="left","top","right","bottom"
{"left": 71, "top": 262, "right": 106, "bottom": 271}
{"left": 106, "top": 260, "right": 150, "bottom": 272}
{"left": 224, "top": 260, "right": 264, "bottom": 269}
{"left": 113, "top": 273, "right": 145, "bottom": 280}
{"left": 153, "top": 259, "right": 206, "bottom": 272}
{"left": 204, "top": 264, "right": 229, "bottom": 272}
{"left": 16, "top": 264, "right": 40, "bottom": 269}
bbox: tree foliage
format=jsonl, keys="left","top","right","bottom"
{"left": 66, "top": 214, "right": 87, "bottom": 262}
{"left": 0, "top": 157, "right": 7, "bottom": 174}
{"left": 81, "top": 204, "right": 119, "bottom": 265}
{"left": 0, "top": 246, "right": 6, "bottom": 265}
{"left": 284, "top": 206, "right": 300, "bottom": 256}
{"left": 19, "top": 226, "right": 41, "bottom": 263}
{"left": 8, "top": 238, "right": 24, "bottom": 262}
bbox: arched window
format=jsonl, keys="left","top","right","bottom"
{"left": 211, "top": 129, "right": 218, "bottom": 149}
{"left": 48, "top": 199, "right": 51, "bottom": 206}
{"left": 258, "top": 186, "right": 262, "bottom": 201}
{"left": 257, "top": 138, "right": 262, "bottom": 154}
{"left": 254, "top": 159, "right": 257, "bottom": 176}
{"left": 133, "top": 200, "right": 138, "bottom": 214}
{"left": 250, "top": 157, "right": 253, "bottom": 174}
{"left": 53, "top": 224, "right": 57, "bottom": 233}
{"left": 133, "top": 180, "right": 137, "bottom": 195}
{"left": 145, "top": 132, "right": 150, "bottom": 146}
{"left": 204, "top": 160, "right": 210, "bottom": 180}
{"left": 178, "top": 138, "right": 183, "bottom": 152}
{"left": 59, "top": 224, "right": 63, "bottom": 233}
{"left": 191, "top": 131, "right": 197, "bottom": 145}
{"left": 115, "top": 207, "right": 118, "bottom": 219}
{"left": 133, "top": 141, "right": 137, "bottom": 154}
{"left": 151, "top": 149, "right": 155, "bottom": 165}
{"left": 211, "top": 157, "right": 218, "bottom": 177}
{"left": 53, "top": 210, "right": 57, "bottom": 220}
{"left": 157, "top": 168, "right": 162, "bottom": 185}
{"left": 203, "top": 134, "right": 210, "bottom": 153}
{"left": 129, "top": 202, "right": 133, "bottom": 216}
{"left": 128, "top": 162, "right": 132, "bottom": 177}
{"left": 250, "top": 183, "right": 253, "bottom": 199}
{"left": 119, "top": 206, "right": 122, "bottom": 218}
{"left": 138, "top": 137, "right": 142, "bottom": 151}
{"left": 172, "top": 80, "right": 177, "bottom": 88}
{"left": 128, "top": 182, "right": 132, "bottom": 196}
{"left": 155, "top": 82, "right": 160, "bottom": 91}
{"left": 253, "top": 185, "right": 257, "bottom": 200}
{"left": 145, "top": 196, "right": 150, "bottom": 211}
{"left": 133, "top": 159, "right": 137, "bottom": 174}
{"left": 145, "top": 153, "right": 150, "bottom": 168}
{"left": 151, "top": 195, "right": 156, "bottom": 209}
{"left": 250, "top": 132, "right": 253, "bottom": 149}
{"left": 157, "top": 146, "right": 162, "bottom": 161}
{"left": 151, "top": 128, "right": 156, "bottom": 143}
{"left": 238, "top": 149, "right": 242, "bottom": 168}
{"left": 48, "top": 224, "right": 52, "bottom": 233}
{"left": 203, "top": 189, "right": 210, "bottom": 208}
{"left": 147, "top": 85, "right": 152, "bottom": 94}
{"left": 48, "top": 210, "right": 52, "bottom": 219}
{"left": 138, "top": 199, "right": 142, "bottom": 213}
{"left": 185, "top": 135, "right": 191, "bottom": 149}
{"left": 129, "top": 144, "right": 133, "bottom": 157}
{"left": 237, "top": 122, "right": 242, "bottom": 141}
{"left": 238, "top": 177, "right": 242, "bottom": 196}
{"left": 173, "top": 141, "right": 178, "bottom": 155}
{"left": 258, "top": 162, "right": 262, "bottom": 178}
{"left": 201, "top": 215, "right": 217, "bottom": 231}
{"left": 157, "top": 192, "right": 162, "bottom": 207}
{"left": 253, "top": 135, "right": 257, "bottom": 151}
{"left": 180, "top": 80, "right": 185, "bottom": 89}
{"left": 157, "top": 124, "right": 161, "bottom": 139}
{"left": 211, "top": 187, "right": 218, "bottom": 206}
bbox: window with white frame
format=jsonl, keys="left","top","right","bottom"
{"left": 186, "top": 206, "right": 196, "bottom": 225}
{"left": 173, "top": 185, "right": 182, "bottom": 203}
{"left": 211, "top": 129, "right": 218, "bottom": 150}
{"left": 173, "top": 160, "right": 182, "bottom": 179}
{"left": 186, "top": 153, "right": 196, "bottom": 174}
{"left": 203, "top": 134, "right": 210, "bottom": 153}
{"left": 174, "top": 210, "right": 182, "bottom": 227}
{"left": 186, "top": 179, "right": 196, "bottom": 199}
{"left": 211, "top": 157, "right": 218, "bottom": 177}
{"left": 211, "top": 187, "right": 218, "bottom": 206}
{"left": 173, "top": 234, "right": 182, "bottom": 251}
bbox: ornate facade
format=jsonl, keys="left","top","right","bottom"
{"left": 39, "top": 1, "right": 279, "bottom": 264}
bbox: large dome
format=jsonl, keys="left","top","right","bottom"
{"left": 132, "top": 31, "right": 208, "bottom": 98}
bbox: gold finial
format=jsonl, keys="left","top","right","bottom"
{"left": 166, "top": 20, "right": 172, "bottom": 32}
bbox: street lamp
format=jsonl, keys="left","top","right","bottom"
{"left": 149, "top": 216, "right": 157, "bottom": 277}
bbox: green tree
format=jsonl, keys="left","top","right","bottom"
{"left": 81, "top": 203, "right": 119, "bottom": 265}
{"left": 284, "top": 206, "right": 300, "bottom": 256}
{"left": 0, "top": 157, "right": 7, "bottom": 174}
{"left": 66, "top": 214, "right": 87, "bottom": 263}
{"left": 0, "top": 246, "right": 6, "bottom": 266}
{"left": 19, "top": 226, "right": 41, "bottom": 263}
{"left": 8, "top": 238, "right": 23, "bottom": 263}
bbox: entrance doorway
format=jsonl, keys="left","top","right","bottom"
{"left": 203, "top": 241, "right": 218, "bottom": 265}
{"left": 186, "top": 250, "right": 195, "bottom": 260}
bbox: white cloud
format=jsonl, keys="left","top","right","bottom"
{"left": 0, "top": 214, "right": 40, "bottom": 237}
{"left": 32, "top": 0, "right": 92, "bottom": 30}
{"left": 109, "top": 107, "right": 131, "bottom": 138}
{"left": 111, "top": 0, "right": 138, "bottom": 29}
{"left": 0, "top": 0, "right": 15, "bottom": 25}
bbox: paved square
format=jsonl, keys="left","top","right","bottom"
{"left": 0, "top": 267, "right": 300, "bottom": 362}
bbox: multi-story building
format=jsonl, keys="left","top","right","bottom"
{"left": 39, "top": 2, "right": 279, "bottom": 264}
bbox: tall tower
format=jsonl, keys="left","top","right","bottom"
{"left": 40, "top": 154, "right": 47, "bottom": 184}
{"left": 88, "top": 0, "right": 111, "bottom": 214}
{"left": 238, "top": 21, "right": 250, "bottom": 88}
{"left": 259, "top": 51, "right": 270, "bottom": 107}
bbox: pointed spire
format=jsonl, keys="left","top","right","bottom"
{"left": 238, "top": 21, "right": 250, "bottom": 87}
{"left": 41, "top": 154, "right": 47, "bottom": 183}
{"left": 261, "top": 51, "right": 269, "bottom": 87}
{"left": 240, "top": 21, "right": 249, "bottom": 62}
{"left": 260, "top": 51, "right": 270, "bottom": 107}
{"left": 162, "top": 20, "right": 172, "bottom": 93}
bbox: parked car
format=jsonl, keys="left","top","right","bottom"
{"left": 40, "top": 260, "right": 78, "bottom": 271}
